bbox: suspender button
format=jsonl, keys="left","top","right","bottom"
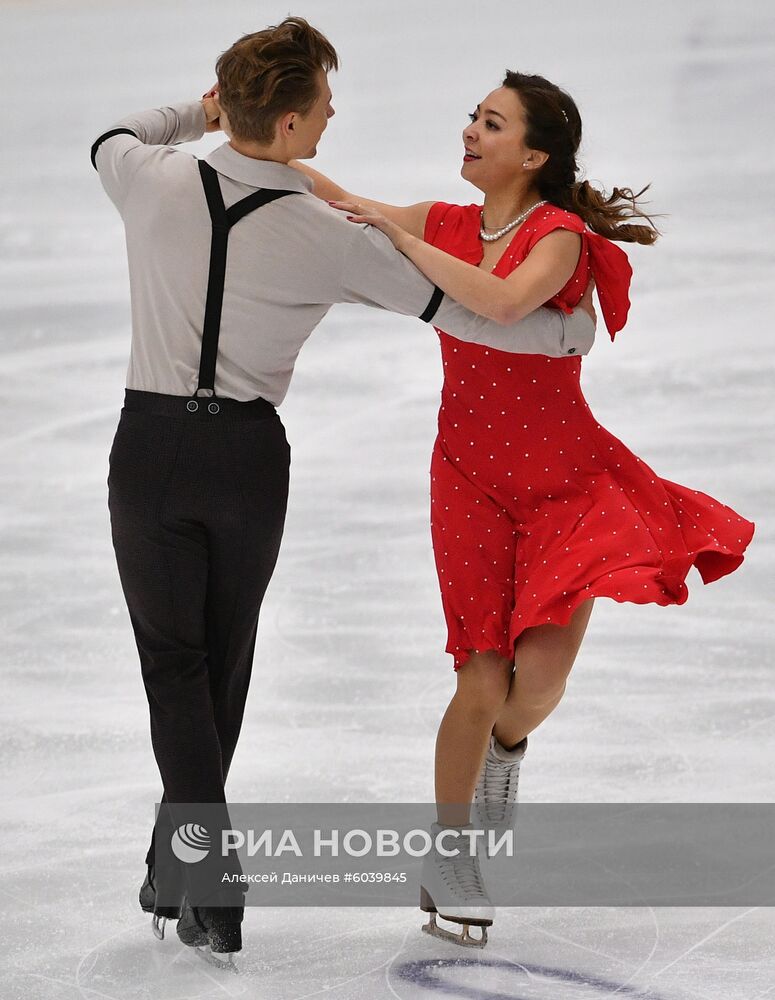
{"left": 187, "top": 399, "right": 199, "bottom": 412}
{"left": 208, "top": 401, "right": 220, "bottom": 414}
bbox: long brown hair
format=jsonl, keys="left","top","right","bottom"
{"left": 503, "top": 71, "right": 659, "bottom": 245}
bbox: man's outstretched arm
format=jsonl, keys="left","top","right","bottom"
{"left": 338, "top": 222, "right": 595, "bottom": 357}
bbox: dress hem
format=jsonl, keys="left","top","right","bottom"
{"left": 448, "top": 521, "right": 755, "bottom": 671}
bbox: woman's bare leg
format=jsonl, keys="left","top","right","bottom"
{"left": 493, "top": 598, "right": 595, "bottom": 749}
{"left": 433, "top": 599, "right": 594, "bottom": 824}
{"left": 434, "top": 650, "right": 513, "bottom": 826}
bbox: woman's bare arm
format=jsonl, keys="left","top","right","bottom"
{"left": 290, "top": 161, "right": 435, "bottom": 241}
{"left": 331, "top": 199, "right": 582, "bottom": 325}
{"left": 392, "top": 228, "right": 582, "bottom": 323}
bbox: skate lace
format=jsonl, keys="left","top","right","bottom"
{"left": 438, "top": 851, "right": 488, "bottom": 901}
{"left": 476, "top": 756, "right": 521, "bottom": 825}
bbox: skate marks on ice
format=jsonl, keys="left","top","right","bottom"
{"left": 40, "top": 912, "right": 417, "bottom": 1000}
{"left": 29, "top": 903, "right": 769, "bottom": 1000}
{"left": 17, "top": 911, "right": 651, "bottom": 1000}
{"left": 394, "top": 958, "right": 670, "bottom": 1000}
{"left": 390, "top": 904, "right": 664, "bottom": 1000}
{"left": 389, "top": 904, "right": 775, "bottom": 1000}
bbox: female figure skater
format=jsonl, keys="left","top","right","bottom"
{"left": 295, "top": 71, "right": 754, "bottom": 946}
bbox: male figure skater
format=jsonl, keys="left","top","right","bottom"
{"left": 91, "top": 16, "right": 595, "bottom": 962}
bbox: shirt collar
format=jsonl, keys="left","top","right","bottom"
{"left": 205, "top": 143, "right": 314, "bottom": 194}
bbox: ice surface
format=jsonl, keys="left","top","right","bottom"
{"left": 1, "top": 0, "right": 773, "bottom": 996}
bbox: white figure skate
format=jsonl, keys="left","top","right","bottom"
{"left": 420, "top": 823, "right": 494, "bottom": 948}
{"left": 474, "top": 734, "right": 527, "bottom": 856}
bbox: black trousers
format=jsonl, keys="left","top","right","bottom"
{"left": 107, "top": 393, "right": 290, "bottom": 877}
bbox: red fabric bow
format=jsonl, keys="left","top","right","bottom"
{"left": 587, "top": 231, "right": 632, "bottom": 340}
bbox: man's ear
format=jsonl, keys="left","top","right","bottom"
{"left": 277, "top": 111, "right": 296, "bottom": 137}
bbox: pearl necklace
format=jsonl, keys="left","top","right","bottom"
{"left": 479, "top": 200, "right": 548, "bottom": 242}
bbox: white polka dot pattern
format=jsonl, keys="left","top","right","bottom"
{"left": 424, "top": 201, "right": 755, "bottom": 671}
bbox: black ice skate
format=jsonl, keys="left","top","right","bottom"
{"left": 138, "top": 864, "right": 183, "bottom": 941}
{"left": 176, "top": 900, "right": 242, "bottom": 972}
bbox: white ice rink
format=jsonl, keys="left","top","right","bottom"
{"left": 1, "top": 0, "right": 773, "bottom": 996}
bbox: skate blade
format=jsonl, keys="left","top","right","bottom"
{"left": 195, "top": 945, "right": 239, "bottom": 973}
{"left": 151, "top": 915, "right": 167, "bottom": 941}
{"left": 422, "top": 913, "right": 488, "bottom": 949}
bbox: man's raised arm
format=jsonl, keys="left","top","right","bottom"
{"left": 90, "top": 100, "right": 207, "bottom": 212}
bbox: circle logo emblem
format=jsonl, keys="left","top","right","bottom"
{"left": 170, "top": 823, "right": 211, "bottom": 863}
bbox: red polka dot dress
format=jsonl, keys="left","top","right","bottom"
{"left": 425, "top": 202, "right": 755, "bottom": 670}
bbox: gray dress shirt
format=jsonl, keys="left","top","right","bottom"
{"left": 93, "top": 102, "right": 594, "bottom": 404}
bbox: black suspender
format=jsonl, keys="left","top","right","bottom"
{"left": 193, "top": 160, "right": 297, "bottom": 408}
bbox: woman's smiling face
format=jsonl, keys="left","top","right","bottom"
{"left": 461, "top": 86, "right": 546, "bottom": 191}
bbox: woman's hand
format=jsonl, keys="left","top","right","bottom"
{"left": 329, "top": 200, "right": 413, "bottom": 253}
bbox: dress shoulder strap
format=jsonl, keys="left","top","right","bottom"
{"left": 523, "top": 205, "right": 633, "bottom": 339}
{"left": 521, "top": 205, "right": 585, "bottom": 251}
